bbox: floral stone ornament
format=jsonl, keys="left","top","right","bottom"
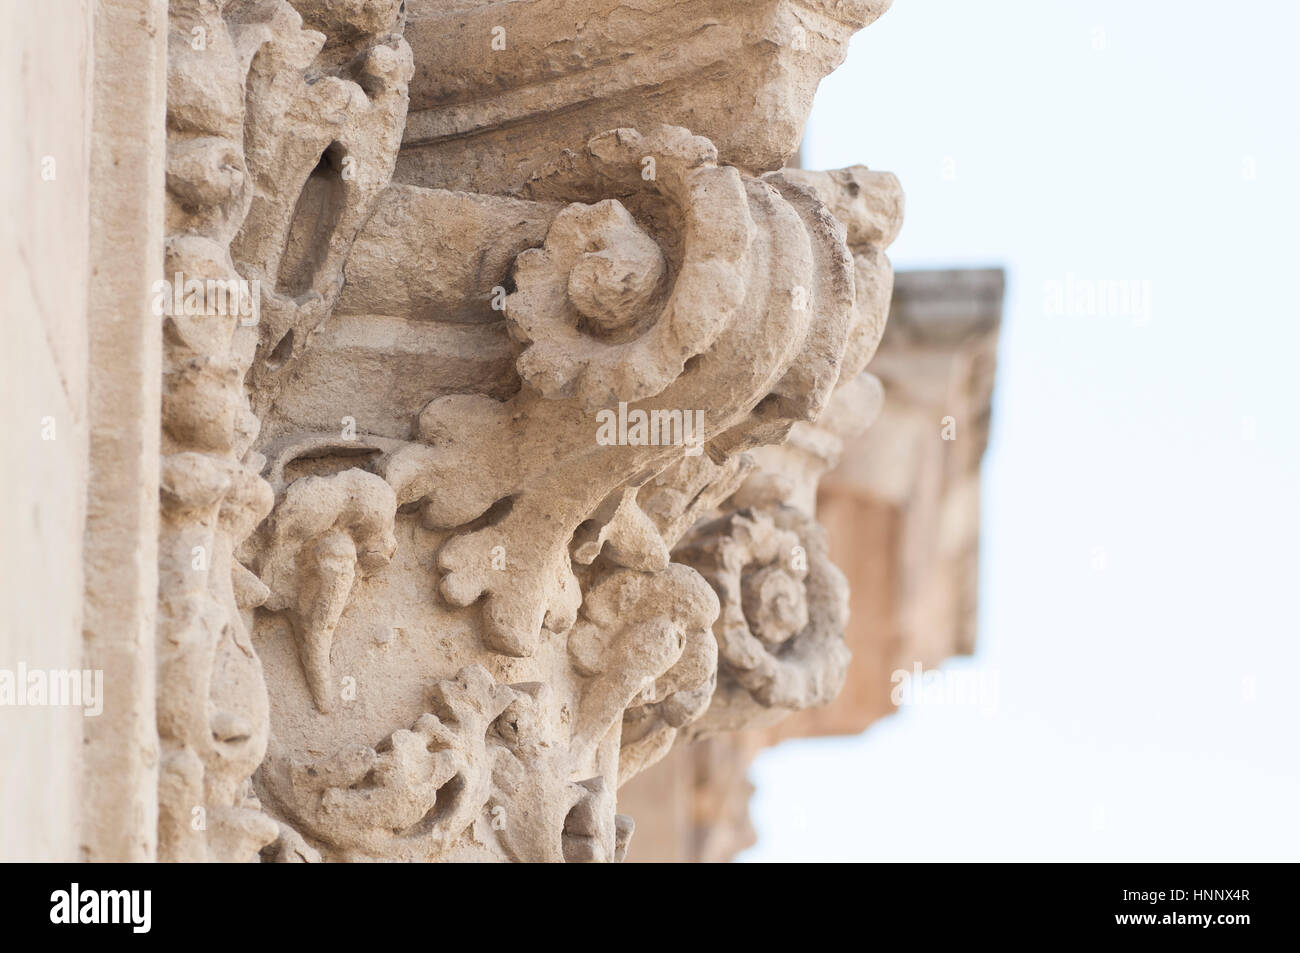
{"left": 141, "top": 0, "right": 902, "bottom": 862}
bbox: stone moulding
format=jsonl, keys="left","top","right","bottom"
{"left": 151, "top": 0, "right": 901, "bottom": 862}
{"left": 397, "top": 0, "right": 895, "bottom": 193}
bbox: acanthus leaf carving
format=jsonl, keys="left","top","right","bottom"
{"left": 155, "top": 0, "right": 903, "bottom": 863}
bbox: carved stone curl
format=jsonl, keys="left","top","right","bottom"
{"left": 506, "top": 127, "right": 750, "bottom": 410}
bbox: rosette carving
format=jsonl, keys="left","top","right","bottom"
{"left": 676, "top": 506, "right": 850, "bottom": 735}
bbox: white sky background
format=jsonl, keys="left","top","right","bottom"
{"left": 741, "top": 0, "right": 1300, "bottom": 861}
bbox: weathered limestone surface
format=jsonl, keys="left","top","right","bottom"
{"left": 1, "top": 0, "right": 946, "bottom": 863}
{"left": 82, "top": 0, "right": 169, "bottom": 864}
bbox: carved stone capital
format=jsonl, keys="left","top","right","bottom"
{"left": 151, "top": 0, "right": 902, "bottom": 862}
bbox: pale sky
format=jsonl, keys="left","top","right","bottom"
{"left": 741, "top": 0, "right": 1300, "bottom": 861}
